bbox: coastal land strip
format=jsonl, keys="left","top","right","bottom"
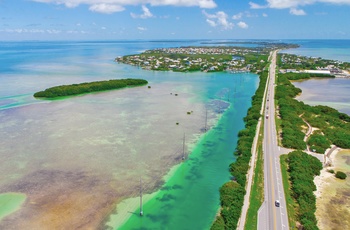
{"left": 274, "top": 55, "right": 350, "bottom": 230}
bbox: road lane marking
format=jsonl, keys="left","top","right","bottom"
{"left": 267, "top": 113, "right": 278, "bottom": 230}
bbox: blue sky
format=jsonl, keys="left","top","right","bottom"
{"left": 1, "top": 0, "right": 350, "bottom": 40}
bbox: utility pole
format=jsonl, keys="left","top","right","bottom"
{"left": 139, "top": 177, "right": 143, "bottom": 216}
{"left": 182, "top": 133, "right": 186, "bottom": 161}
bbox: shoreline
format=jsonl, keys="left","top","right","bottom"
{"left": 313, "top": 147, "right": 340, "bottom": 198}
{"left": 314, "top": 148, "right": 350, "bottom": 229}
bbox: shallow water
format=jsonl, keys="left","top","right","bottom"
{"left": 293, "top": 78, "right": 350, "bottom": 115}
{"left": 0, "top": 74, "right": 257, "bottom": 229}
{"left": 111, "top": 78, "right": 254, "bottom": 229}
{"left": 0, "top": 41, "right": 258, "bottom": 228}
{"left": 0, "top": 193, "right": 26, "bottom": 221}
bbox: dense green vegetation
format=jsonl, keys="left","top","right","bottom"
{"left": 275, "top": 73, "right": 306, "bottom": 150}
{"left": 278, "top": 53, "right": 350, "bottom": 71}
{"left": 211, "top": 70, "right": 268, "bottom": 230}
{"left": 244, "top": 54, "right": 269, "bottom": 72}
{"left": 282, "top": 72, "right": 335, "bottom": 80}
{"left": 285, "top": 150, "right": 323, "bottom": 230}
{"left": 275, "top": 71, "right": 350, "bottom": 152}
{"left": 307, "top": 130, "right": 331, "bottom": 153}
{"left": 335, "top": 171, "right": 347, "bottom": 180}
{"left": 34, "top": 78, "right": 148, "bottom": 98}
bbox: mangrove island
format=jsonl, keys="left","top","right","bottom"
{"left": 33, "top": 78, "right": 148, "bottom": 98}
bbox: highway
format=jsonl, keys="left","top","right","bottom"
{"left": 258, "top": 50, "right": 290, "bottom": 230}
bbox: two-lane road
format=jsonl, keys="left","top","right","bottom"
{"left": 258, "top": 51, "right": 289, "bottom": 230}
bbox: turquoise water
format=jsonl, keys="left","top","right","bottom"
{"left": 0, "top": 193, "right": 26, "bottom": 221}
{"left": 0, "top": 41, "right": 258, "bottom": 228}
{"left": 114, "top": 73, "right": 256, "bottom": 230}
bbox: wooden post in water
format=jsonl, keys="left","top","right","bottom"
{"left": 139, "top": 177, "right": 143, "bottom": 216}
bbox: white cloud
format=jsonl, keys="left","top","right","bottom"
{"left": 46, "top": 29, "right": 61, "bottom": 33}
{"left": 67, "top": 30, "right": 89, "bottom": 34}
{"left": 266, "top": 0, "right": 314, "bottom": 9}
{"left": 101, "top": 26, "right": 107, "bottom": 30}
{"left": 206, "top": 19, "right": 217, "bottom": 27}
{"left": 245, "top": 11, "right": 258, "bottom": 17}
{"left": 237, "top": 21, "right": 248, "bottom": 29}
{"left": 290, "top": 8, "right": 306, "bottom": 15}
{"left": 131, "top": 5, "right": 154, "bottom": 19}
{"left": 137, "top": 26, "right": 147, "bottom": 31}
{"left": 249, "top": 2, "right": 267, "bottom": 9}
{"left": 31, "top": 0, "right": 217, "bottom": 13}
{"left": 0, "top": 28, "right": 62, "bottom": 34}
{"left": 250, "top": 0, "right": 350, "bottom": 15}
{"left": 255, "top": 0, "right": 350, "bottom": 9}
{"left": 89, "top": 4, "right": 124, "bottom": 14}
{"left": 203, "top": 10, "right": 234, "bottom": 30}
{"left": 232, "top": 12, "right": 243, "bottom": 20}
{"left": 262, "top": 13, "right": 268, "bottom": 17}
{"left": 232, "top": 11, "right": 257, "bottom": 21}
{"left": 67, "top": 30, "right": 79, "bottom": 34}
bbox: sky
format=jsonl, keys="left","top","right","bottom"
{"left": 1, "top": 0, "right": 350, "bottom": 40}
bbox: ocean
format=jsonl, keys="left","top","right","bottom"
{"left": 0, "top": 40, "right": 258, "bottom": 229}
{"left": 1, "top": 39, "right": 349, "bottom": 229}
{"left": 281, "top": 39, "right": 350, "bottom": 62}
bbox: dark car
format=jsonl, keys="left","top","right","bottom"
{"left": 275, "top": 200, "right": 280, "bottom": 207}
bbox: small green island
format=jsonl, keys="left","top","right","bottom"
{"left": 33, "top": 78, "right": 148, "bottom": 98}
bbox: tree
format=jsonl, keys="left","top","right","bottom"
{"left": 335, "top": 171, "right": 347, "bottom": 180}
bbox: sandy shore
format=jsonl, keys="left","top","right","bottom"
{"left": 313, "top": 147, "right": 339, "bottom": 198}
{"left": 314, "top": 148, "right": 350, "bottom": 230}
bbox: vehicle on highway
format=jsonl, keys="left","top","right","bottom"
{"left": 275, "top": 200, "right": 280, "bottom": 207}
{"left": 266, "top": 114, "right": 269, "bottom": 119}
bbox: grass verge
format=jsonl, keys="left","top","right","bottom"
{"left": 244, "top": 128, "right": 264, "bottom": 230}
{"left": 280, "top": 155, "right": 298, "bottom": 229}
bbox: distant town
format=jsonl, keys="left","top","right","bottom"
{"left": 116, "top": 46, "right": 268, "bottom": 73}
{"left": 279, "top": 53, "right": 350, "bottom": 77}
{"left": 116, "top": 45, "right": 350, "bottom": 77}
